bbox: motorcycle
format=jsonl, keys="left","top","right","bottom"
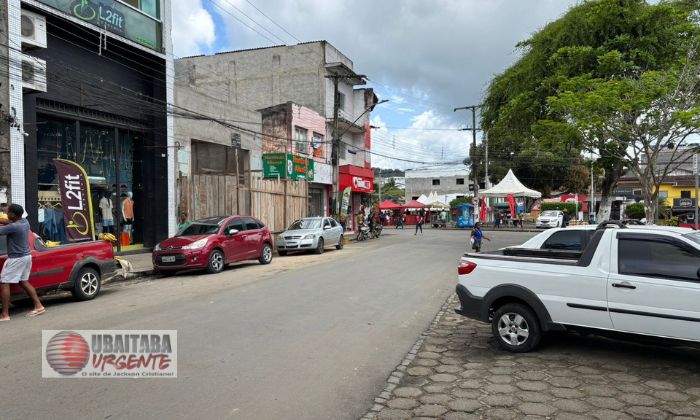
{"left": 357, "top": 224, "right": 370, "bottom": 241}
{"left": 371, "top": 224, "right": 383, "bottom": 239}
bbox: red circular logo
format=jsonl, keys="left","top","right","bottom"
{"left": 46, "top": 331, "right": 90, "bottom": 375}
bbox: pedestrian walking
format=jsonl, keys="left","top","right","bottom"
{"left": 0, "top": 204, "right": 45, "bottom": 321}
{"left": 470, "top": 222, "right": 490, "bottom": 253}
{"left": 494, "top": 211, "right": 501, "bottom": 229}
{"left": 415, "top": 213, "right": 424, "bottom": 235}
{"left": 517, "top": 212, "right": 524, "bottom": 230}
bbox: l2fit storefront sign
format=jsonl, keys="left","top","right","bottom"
{"left": 262, "top": 153, "right": 315, "bottom": 181}
{"left": 55, "top": 159, "right": 96, "bottom": 242}
{"left": 36, "top": 0, "right": 162, "bottom": 51}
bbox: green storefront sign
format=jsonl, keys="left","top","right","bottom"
{"left": 262, "top": 154, "right": 315, "bottom": 181}
{"left": 37, "top": 0, "right": 162, "bottom": 51}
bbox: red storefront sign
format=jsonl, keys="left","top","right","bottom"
{"left": 339, "top": 165, "right": 374, "bottom": 193}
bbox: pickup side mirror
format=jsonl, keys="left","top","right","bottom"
{"left": 227, "top": 228, "right": 239, "bottom": 236}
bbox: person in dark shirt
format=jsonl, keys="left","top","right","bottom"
{"left": 0, "top": 204, "right": 45, "bottom": 321}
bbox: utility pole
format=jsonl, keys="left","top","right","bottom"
{"left": 694, "top": 153, "right": 698, "bottom": 230}
{"left": 0, "top": 2, "right": 11, "bottom": 202}
{"left": 591, "top": 152, "right": 596, "bottom": 223}
{"left": 484, "top": 131, "right": 489, "bottom": 189}
{"left": 454, "top": 105, "right": 482, "bottom": 215}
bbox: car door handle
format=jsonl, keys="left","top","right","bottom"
{"left": 612, "top": 282, "right": 636, "bottom": 290}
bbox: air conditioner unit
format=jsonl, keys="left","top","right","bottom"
{"left": 22, "top": 54, "right": 47, "bottom": 92}
{"left": 21, "top": 9, "right": 47, "bottom": 49}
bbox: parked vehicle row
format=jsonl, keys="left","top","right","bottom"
{"left": 152, "top": 216, "right": 345, "bottom": 275}
{"left": 455, "top": 222, "right": 700, "bottom": 352}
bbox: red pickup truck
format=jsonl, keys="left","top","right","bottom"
{"left": 0, "top": 233, "right": 116, "bottom": 301}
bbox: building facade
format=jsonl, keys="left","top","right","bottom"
{"left": 259, "top": 102, "right": 332, "bottom": 217}
{"left": 176, "top": 41, "right": 378, "bottom": 224}
{"left": 404, "top": 165, "right": 470, "bottom": 201}
{"left": 4, "top": 0, "right": 175, "bottom": 249}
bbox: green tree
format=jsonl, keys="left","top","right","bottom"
{"left": 624, "top": 202, "right": 646, "bottom": 219}
{"left": 481, "top": 0, "right": 698, "bottom": 214}
{"left": 449, "top": 196, "right": 473, "bottom": 208}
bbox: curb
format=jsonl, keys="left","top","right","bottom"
{"left": 360, "top": 294, "right": 455, "bottom": 420}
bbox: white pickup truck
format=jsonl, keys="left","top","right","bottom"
{"left": 455, "top": 222, "right": 700, "bottom": 352}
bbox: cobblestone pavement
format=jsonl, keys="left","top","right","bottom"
{"left": 365, "top": 295, "right": 700, "bottom": 420}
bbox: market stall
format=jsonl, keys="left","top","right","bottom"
{"left": 478, "top": 169, "right": 541, "bottom": 223}
{"left": 402, "top": 200, "right": 428, "bottom": 225}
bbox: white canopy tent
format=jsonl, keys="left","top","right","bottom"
{"left": 417, "top": 194, "right": 431, "bottom": 205}
{"left": 479, "top": 169, "right": 542, "bottom": 198}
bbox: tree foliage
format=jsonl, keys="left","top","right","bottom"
{"left": 624, "top": 202, "right": 646, "bottom": 219}
{"left": 481, "top": 0, "right": 699, "bottom": 206}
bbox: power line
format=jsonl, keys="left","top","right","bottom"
{"left": 215, "top": 0, "right": 289, "bottom": 44}
{"left": 243, "top": 0, "right": 302, "bottom": 43}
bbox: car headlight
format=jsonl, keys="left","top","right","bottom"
{"left": 154, "top": 243, "right": 161, "bottom": 251}
{"left": 183, "top": 238, "right": 208, "bottom": 250}
{"left": 302, "top": 234, "right": 315, "bottom": 240}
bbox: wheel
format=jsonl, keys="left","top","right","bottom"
{"left": 315, "top": 238, "right": 325, "bottom": 254}
{"left": 491, "top": 303, "right": 541, "bottom": 353}
{"left": 336, "top": 236, "right": 344, "bottom": 250}
{"left": 206, "top": 249, "right": 225, "bottom": 274}
{"left": 278, "top": 250, "right": 288, "bottom": 256}
{"left": 258, "top": 243, "right": 273, "bottom": 264}
{"left": 71, "top": 267, "right": 101, "bottom": 301}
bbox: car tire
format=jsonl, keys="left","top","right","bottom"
{"left": 336, "top": 236, "right": 344, "bottom": 250}
{"left": 315, "top": 238, "right": 324, "bottom": 254}
{"left": 491, "top": 303, "right": 542, "bottom": 353}
{"left": 259, "top": 243, "right": 273, "bottom": 265}
{"left": 278, "top": 250, "right": 288, "bottom": 256}
{"left": 206, "top": 249, "right": 225, "bottom": 274}
{"left": 71, "top": 267, "right": 101, "bottom": 301}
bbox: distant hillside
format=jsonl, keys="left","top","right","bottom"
{"left": 373, "top": 168, "right": 405, "bottom": 178}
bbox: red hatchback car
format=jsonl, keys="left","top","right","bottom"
{"left": 152, "top": 216, "right": 274, "bottom": 275}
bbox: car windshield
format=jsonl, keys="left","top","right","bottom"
{"left": 178, "top": 223, "right": 220, "bottom": 236}
{"left": 288, "top": 219, "right": 322, "bottom": 230}
{"left": 541, "top": 211, "right": 558, "bottom": 217}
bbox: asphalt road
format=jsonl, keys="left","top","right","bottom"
{"left": 1, "top": 228, "right": 534, "bottom": 420}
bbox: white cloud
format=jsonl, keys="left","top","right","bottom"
{"left": 171, "top": 0, "right": 216, "bottom": 57}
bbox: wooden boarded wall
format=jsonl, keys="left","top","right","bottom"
{"left": 190, "top": 173, "right": 307, "bottom": 233}
{"left": 250, "top": 175, "right": 308, "bottom": 233}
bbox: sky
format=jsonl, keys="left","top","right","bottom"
{"left": 171, "top": 0, "right": 581, "bottom": 170}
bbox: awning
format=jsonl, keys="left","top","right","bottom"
{"left": 403, "top": 200, "right": 428, "bottom": 209}
{"left": 379, "top": 200, "right": 402, "bottom": 210}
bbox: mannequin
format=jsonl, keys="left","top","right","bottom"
{"left": 99, "top": 192, "right": 114, "bottom": 234}
{"left": 121, "top": 192, "right": 134, "bottom": 240}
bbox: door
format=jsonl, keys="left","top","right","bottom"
{"left": 321, "top": 218, "right": 334, "bottom": 246}
{"left": 221, "top": 218, "right": 246, "bottom": 263}
{"left": 329, "top": 218, "right": 342, "bottom": 243}
{"left": 242, "top": 217, "right": 262, "bottom": 258}
{"left": 28, "top": 239, "right": 74, "bottom": 289}
{"left": 608, "top": 232, "right": 700, "bottom": 341}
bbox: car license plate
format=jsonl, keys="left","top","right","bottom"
{"left": 162, "top": 256, "right": 176, "bottom": 263}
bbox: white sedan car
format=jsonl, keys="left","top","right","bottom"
{"left": 536, "top": 210, "right": 564, "bottom": 228}
{"left": 276, "top": 217, "right": 344, "bottom": 255}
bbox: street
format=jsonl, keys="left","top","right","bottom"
{"left": 2, "top": 229, "right": 532, "bottom": 420}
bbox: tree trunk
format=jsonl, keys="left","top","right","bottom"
{"left": 596, "top": 159, "right": 625, "bottom": 222}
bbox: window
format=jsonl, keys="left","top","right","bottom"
{"left": 659, "top": 191, "right": 669, "bottom": 199}
{"left": 456, "top": 178, "right": 465, "bottom": 185}
{"left": 243, "top": 217, "right": 259, "bottom": 231}
{"left": 633, "top": 189, "right": 642, "bottom": 196}
{"left": 256, "top": 220, "right": 265, "bottom": 229}
{"left": 337, "top": 92, "right": 346, "bottom": 111}
{"left": 618, "top": 237, "right": 700, "bottom": 281}
{"left": 330, "top": 219, "right": 338, "bottom": 227}
{"left": 432, "top": 179, "right": 441, "bottom": 186}
{"left": 119, "top": 0, "right": 159, "bottom": 19}
{"left": 227, "top": 219, "right": 246, "bottom": 234}
{"left": 323, "top": 219, "right": 331, "bottom": 228}
{"left": 542, "top": 231, "right": 584, "bottom": 251}
{"left": 681, "top": 190, "right": 692, "bottom": 199}
{"left": 295, "top": 127, "right": 308, "bottom": 154}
